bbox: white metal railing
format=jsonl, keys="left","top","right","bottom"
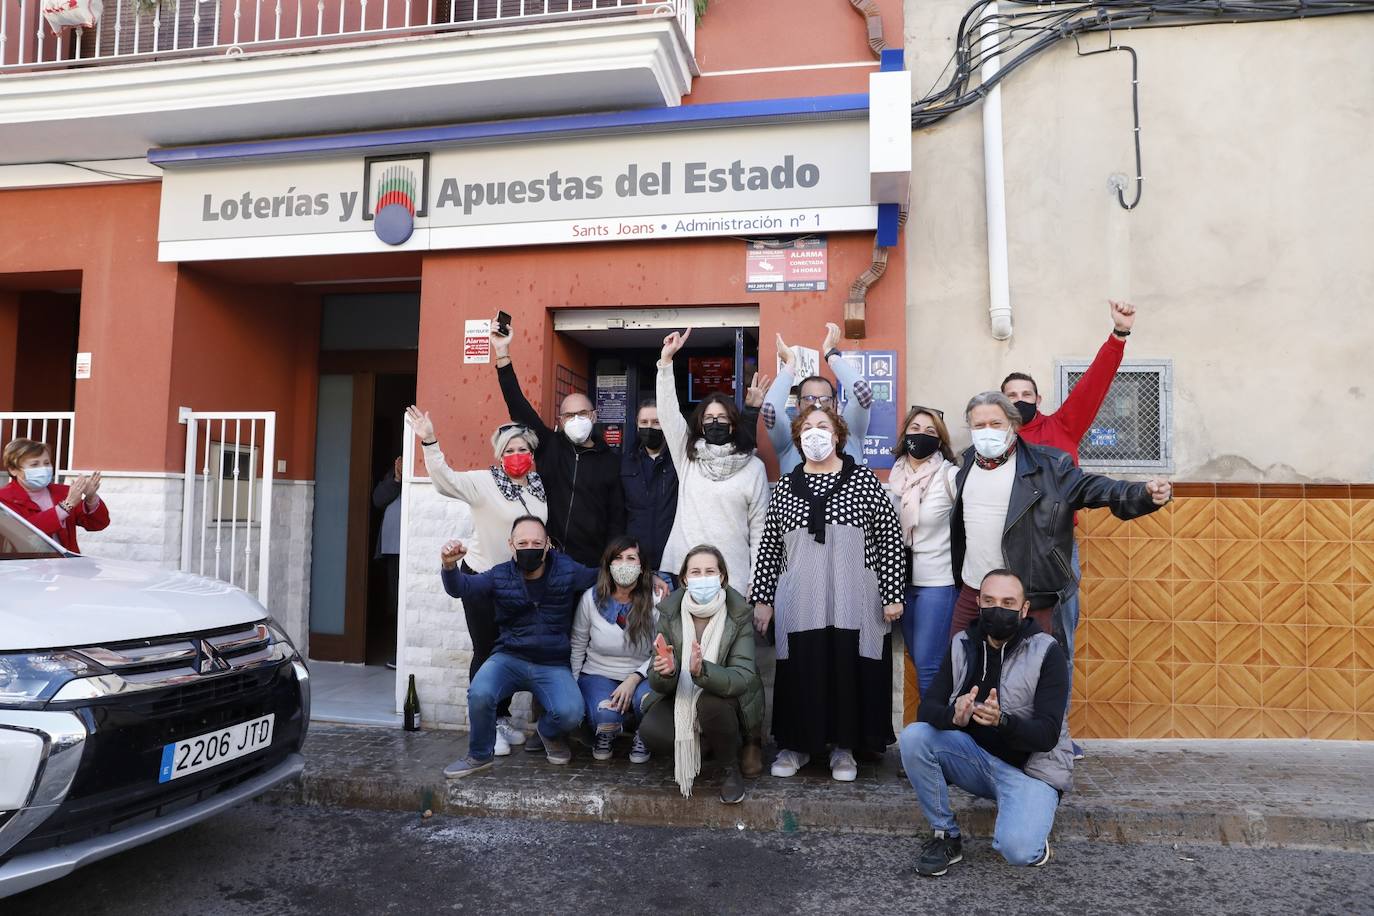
{"left": 179, "top": 409, "right": 276, "bottom": 606}
{"left": 1, "top": 0, "right": 690, "bottom": 72}
{"left": 0, "top": 413, "right": 77, "bottom": 476}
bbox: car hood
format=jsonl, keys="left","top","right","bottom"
{"left": 0, "top": 556, "right": 268, "bottom": 651}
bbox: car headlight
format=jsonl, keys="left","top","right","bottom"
{"left": 0, "top": 652, "right": 108, "bottom": 708}
{"left": 264, "top": 619, "right": 300, "bottom": 656}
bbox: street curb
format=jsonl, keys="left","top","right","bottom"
{"left": 267, "top": 772, "right": 1374, "bottom": 853}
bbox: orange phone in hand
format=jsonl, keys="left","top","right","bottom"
{"left": 654, "top": 634, "right": 673, "bottom": 667}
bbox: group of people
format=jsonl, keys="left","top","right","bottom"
{"left": 410, "top": 300, "right": 1173, "bottom": 874}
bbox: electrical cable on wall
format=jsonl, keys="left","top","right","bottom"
{"left": 912, "top": 0, "right": 1374, "bottom": 210}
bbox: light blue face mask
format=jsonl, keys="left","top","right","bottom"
{"left": 685, "top": 575, "right": 722, "bottom": 604}
{"left": 21, "top": 466, "right": 54, "bottom": 490}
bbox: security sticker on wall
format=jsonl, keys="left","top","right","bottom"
{"left": 463, "top": 320, "right": 491, "bottom": 364}
{"left": 75, "top": 352, "right": 92, "bottom": 379}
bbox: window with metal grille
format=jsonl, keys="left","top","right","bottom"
{"left": 1054, "top": 360, "right": 1172, "bottom": 473}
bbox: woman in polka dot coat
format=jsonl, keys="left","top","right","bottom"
{"left": 750, "top": 405, "right": 905, "bottom": 782}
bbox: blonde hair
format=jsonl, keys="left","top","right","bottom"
{"left": 491, "top": 424, "right": 539, "bottom": 459}
{"left": 3, "top": 438, "right": 51, "bottom": 473}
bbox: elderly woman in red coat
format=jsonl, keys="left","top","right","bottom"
{"left": 0, "top": 438, "right": 109, "bottom": 552}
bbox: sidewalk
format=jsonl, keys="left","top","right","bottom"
{"left": 274, "top": 724, "right": 1374, "bottom": 852}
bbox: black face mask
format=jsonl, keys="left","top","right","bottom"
{"left": 637, "top": 427, "right": 665, "bottom": 451}
{"left": 514, "top": 547, "right": 546, "bottom": 573}
{"left": 978, "top": 606, "right": 1022, "bottom": 641}
{"left": 904, "top": 433, "right": 941, "bottom": 460}
{"left": 702, "top": 422, "right": 733, "bottom": 446}
{"left": 1013, "top": 400, "right": 1038, "bottom": 426}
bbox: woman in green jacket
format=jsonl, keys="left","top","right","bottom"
{"left": 640, "top": 545, "right": 765, "bottom": 805}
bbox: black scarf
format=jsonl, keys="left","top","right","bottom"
{"left": 786, "top": 453, "right": 856, "bottom": 544}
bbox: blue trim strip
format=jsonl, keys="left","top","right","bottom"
{"left": 148, "top": 94, "right": 871, "bottom": 166}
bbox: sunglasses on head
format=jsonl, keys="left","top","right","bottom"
{"left": 497, "top": 423, "right": 533, "bottom": 436}
{"left": 908, "top": 405, "right": 945, "bottom": 420}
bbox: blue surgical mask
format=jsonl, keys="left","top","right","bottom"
{"left": 21, "top": 466, "right": 53, "bottom": 490}
{"left": 685, "top": 575, "right": 722, "bottom": 604}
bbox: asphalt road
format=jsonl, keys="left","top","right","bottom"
{"left": 7, "top": 802, "right": 1372, "bottom": 916}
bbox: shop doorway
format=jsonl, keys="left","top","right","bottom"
{"left": 552, "top": 308, "right": 761, "bottom": 451}
{"left": 307, "top": 293, "right": 417, "bottom": 724}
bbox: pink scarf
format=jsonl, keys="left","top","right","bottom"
{"left": 888, "top": 454, "right": 947, "bottom": 547}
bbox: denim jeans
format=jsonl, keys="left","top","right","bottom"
{"left": 901, "top": 584, "right": 959, "bottom": 696}
{"left": 577, "top": 673, "right": 652, "bottom": 735}
{"left": 1055, "top": 540, "right": 1081, "bottom": 711}
{"left": 898, "top": 722, "right": 1058, "bottom": 866}
{"left": 466, "top": 652, "right": 584, "bottom": 761}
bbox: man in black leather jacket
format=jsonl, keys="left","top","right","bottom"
{"left": 948, "top": 391, "right": 1172, "bottom": 645}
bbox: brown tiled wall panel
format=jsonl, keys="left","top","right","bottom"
{"left": 1072, "top": 493, "right": 1374, "bottom": 741}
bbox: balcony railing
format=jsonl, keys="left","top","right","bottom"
{"left": 0, "top": 0, "right": 692, "bottom": 72}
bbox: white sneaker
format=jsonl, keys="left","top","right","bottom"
{"left": 829, "top": 748, "right": 857, "bottom": 782}
{"left": 496, "top": 717, "right": 526, "bottom": 748}
{"left": 770, "top": 749, "right": 810, "bottom": 777}
{"left": 493, "top": 732, "right": 511, "bottom": 757}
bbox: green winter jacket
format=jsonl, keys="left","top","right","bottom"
{"left": 643, "top": 586, "right": 765, "bottom": 739}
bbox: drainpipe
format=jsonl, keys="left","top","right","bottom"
{"left": 981, "top": 3, "right": 1013, "bottom": 340}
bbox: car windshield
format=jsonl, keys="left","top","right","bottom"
{"left": 0, "top": 505, "right": 66, "bottom": 560}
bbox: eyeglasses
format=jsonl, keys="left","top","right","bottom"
{"left": 559, "top": 409, "right": 594, "bottom": 420}
{"left": 909, "top": 405, "right": 944, "bottom": 420}
{"left": 799, "top": 395, "right": 836, "bottom": 407}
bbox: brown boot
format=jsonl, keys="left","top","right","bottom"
{"left": 740, "top": 738, "right": 763, "bottom": 779}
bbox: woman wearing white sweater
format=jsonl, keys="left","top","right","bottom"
{"left": 570, "top": 536, "right": 660, "bottom": 762}
{"left": 655, "top": 329, "right": 769, "bottom": 597}
{"left": 407, "top": 406, "right": 549, "bottom": 756}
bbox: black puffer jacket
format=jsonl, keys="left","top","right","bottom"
{"left": 951, "top": 438, "right": 1162, "bottom": 610}
{"left": 497, "top": 362, "right": 625, "bottom": 567}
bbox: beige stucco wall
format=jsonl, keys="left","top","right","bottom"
{"left": 904, "top": 6, "right": 1374, "bottom": 482}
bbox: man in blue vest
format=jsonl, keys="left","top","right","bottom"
{"left": 440, "top": 515, "right": 598, "bottom": 777}
{"left": 899, "top": 568, "right": 1073, "bottom": 876}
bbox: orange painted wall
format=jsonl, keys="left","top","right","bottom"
{"left": 690, "top": 0, "right": 902, "bottom": 103}
{"left": 0, "top": 181, "right": 179, "bottom": 471}
{"left": 166, "top": 270, "right": 321, "bottom": 480}
{"left": 0, "top": 182, "right": 321, "bottom": 476}
{"left": 415, "top": 231, "right": 906, "bottom": 475}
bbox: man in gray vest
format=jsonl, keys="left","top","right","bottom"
{"left": 899, "top": 568, "right": 1072, "bottom": 877}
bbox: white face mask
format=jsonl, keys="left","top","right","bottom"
{"left": 970, "top": 427, "right": 1012, "bottom": 460}
{"left": 563, "top": 415, "right": 593, "bottom": 444}
{"left": 800, "top": 428, "right": 836, "bottom": 462}
{"left": 685, "top": 575, "right": 722, "bottom": 604}
{"left": 609, "top": 562, "right": 641, "bottom": 587}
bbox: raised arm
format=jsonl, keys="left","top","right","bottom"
{"left": 1055, "top": 301, "right": 1133, "bottom": 442}
{"left": 491, "top": 325, "right": 555, "bottom": 442}
{"left": 762, "top": 334, "right": 799, "bottom": 459}
{"left": 822, "top": 322, "right": 873, "bottom": 447}
{"left": 1058, "top": 452, "right": 1169, "bottom": 520}
{"left": 655, "top": 329, "right": 694, "bottom": 465}
{"left": 439, "top": 540, "right": 495, "bottom": 599}
{"left": 407, "top": 407, "right": 488, "bottom": 505}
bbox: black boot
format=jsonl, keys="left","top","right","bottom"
{"left": 719, "top": 767, "right": 746, "bottom": 805}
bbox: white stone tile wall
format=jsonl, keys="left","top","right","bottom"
{"left": 399, "top": 480, "right": 478, "bottom": 730}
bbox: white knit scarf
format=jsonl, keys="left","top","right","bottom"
{"left": 691, "top": 440, "right": 754, "bottom": 482}
{"left": 673, "top": 589, "right": 729, "bottom": 798}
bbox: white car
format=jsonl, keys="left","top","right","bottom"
{"left": 0, "top": 502, "right": 309, "bottom": 898}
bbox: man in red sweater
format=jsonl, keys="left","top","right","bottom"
{"left": 999, "top": 300, "right": 1137, "bottom": 759}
